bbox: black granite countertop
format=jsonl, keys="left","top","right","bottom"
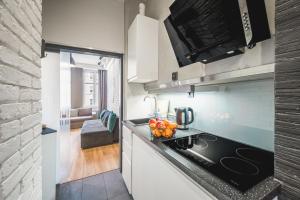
{"left": 122, "top": 120, "right": 281, "bottom": 200}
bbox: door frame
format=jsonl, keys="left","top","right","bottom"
{"left": 43, "top": 42, "right": 124, "bottom": 171}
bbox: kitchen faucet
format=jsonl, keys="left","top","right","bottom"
{"left": 144, "top": 95, "right": 158, "bottom": 118}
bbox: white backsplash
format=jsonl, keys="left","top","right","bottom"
{"left": 158, "top": 79, "right": 274, "bottom": 151}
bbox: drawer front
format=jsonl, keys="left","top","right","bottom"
{"left": 122, "top": 152, "right": 132, "bottom": 194}
{"left": 123, "top": 126, "right": 132, "bottom": 145}
{"left": 122, "top": 139, "right": 132, "bottom": 161}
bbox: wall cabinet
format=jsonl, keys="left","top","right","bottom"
{"left": 131, "top": 134, "right": 216, "bottom": 200}
{"left": 128, "top": 14, "right": 158, "bottom": 83}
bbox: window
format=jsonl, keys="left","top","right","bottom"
{"left": 83, "top": 69, "right": 98, "bottom": 109}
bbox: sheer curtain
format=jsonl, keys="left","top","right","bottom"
{"left": 59, "top": 51, "right": 72, "bottom": 183}
{"left": 98, "top": 70, "right": 107, "bottom": 112}
{"left": 106, "top": 58, "right": 121, "bottom": 116}
{"left": 60, "top": 52, "right": 71, "bottom": 127}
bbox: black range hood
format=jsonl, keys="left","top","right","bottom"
{"left": 164, "top": 0, "right": 271, "bottom": 67}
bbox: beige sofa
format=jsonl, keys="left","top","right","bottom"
{"left": 70, "top": 108, "right": 96, "bottom": 129}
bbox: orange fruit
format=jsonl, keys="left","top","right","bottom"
{"left": 149, "top": 123, "right": 156, "bottom": 129}
{"left": 163, "top": 119, "right": 170, "bottom": 126}
{"left": 168, "top": 123, "right": 177, "bottom": 129}
{"left": 152, "top": 129, "right": 161, "bottom": 138}
{"left": 164, "top": 128, "right": 173, "bottom": 138}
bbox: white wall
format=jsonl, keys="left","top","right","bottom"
{"left": 42, "top": 0, "right": 124, "bottom": 53}
{"left": 145, "top": 0, "right": 275, "bottom": 83}
{"left": 0, "top": 0, "right": 43, "bottom": 199}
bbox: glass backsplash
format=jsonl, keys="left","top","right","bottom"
{"left": 158, "top": 79, "right": 274, "bottom": 152}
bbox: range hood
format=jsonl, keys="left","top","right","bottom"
{"left": 164, "top": 0, "right": 271, "bottom": 67}
{"left": 144, "top": 64, "right": 274, "bottom": 93}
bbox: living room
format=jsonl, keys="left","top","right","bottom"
{"left": 41, "top": 48, "right": 122, "bottom": 184}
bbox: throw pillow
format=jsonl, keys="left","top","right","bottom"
{"left": 99, "top": 109, "right": 107, "bottom": 119}
{"left": 102, "top": 111, "right": 111, "bottom": 126}
{"left": 100, "top": 110, "right": 107, "bottom": 121}
{"left": 107, "top": 112, "right": 117, "bottom": 133}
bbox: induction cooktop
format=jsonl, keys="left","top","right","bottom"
{"left": 162, "top": 133, "right": 274, "bottom": 192}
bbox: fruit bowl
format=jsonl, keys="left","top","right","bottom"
{"left": 148, "top": 118, "right": 177, "bottom": 138}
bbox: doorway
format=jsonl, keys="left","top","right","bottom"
{"left": 41, "top": 43, "right": 123, "bottom": 184}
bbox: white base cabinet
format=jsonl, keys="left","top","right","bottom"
{"left": 121, "top": 129, "right": 278, "bottom": 200}
{"left": 131, "top": 134, "right": 216, "bottom": 200}
{"left": 122, "top": 126, "right": 133, "bottom": 194}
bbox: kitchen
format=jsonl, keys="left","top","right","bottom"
{"left": 122, "top": 0, "right": 297, "bottom": 200}
{"left": 0, "top": 0, "right": 299, "bottom": 199}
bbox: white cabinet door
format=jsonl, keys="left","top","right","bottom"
{"left": 132, "top": 134, "right": 216, "bottom": 200}
{"left": 122, "top": 152, "right": 132, "bottom": 194}
{"left": 127, "top": 14, "right": 158, "bottom": 83}
{"left": 123, "top": 126, "right": 132, "bottom": 146}
{"left": 122, "top": 126, "right": 133, "bottom": 194}
{"left": 128, "top": 19, "right": 137, "bottom": 81}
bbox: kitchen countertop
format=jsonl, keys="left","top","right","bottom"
{"left": 122, "top": 120, "right": 281, "bottom": 200}
{"left": 41, "top": 127, "right": 57, "bottom": 135}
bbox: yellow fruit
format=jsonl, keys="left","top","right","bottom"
{"left": 168, "top": 122, "right": 177, "bottom": 129}
{"left": 153, "top": 129, "right": 162, "bottom": 137}
{"left": 159, "top": 129, "right": 165, "bottom": 134}
{"left": 149, "top": 123, "right": 156, "bottom": 130}
{"left": 164, "top": 128, "right": 173, "bottom": 138}
{"left": 163, "top": 119, "right": 170, "bottom": 127}
{"left": 161, "top": 130, "right": 166, "bottom": 138}
{"left": 150, "top": 120, "right": 177, "bottom": 138}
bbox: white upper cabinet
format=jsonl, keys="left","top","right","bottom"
{"left": 128, "top": 14, "right": 158, "bottom": 83}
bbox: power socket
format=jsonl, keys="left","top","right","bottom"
{"left": 172, "top": 72, "right": 178, "bottom": 81}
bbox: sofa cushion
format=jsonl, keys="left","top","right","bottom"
{"left": 78, "top": 108, "right": 92, "bottom": 116}
{"left": 70, "top": 116, "right": 93, "bottom": 123}
{"left": 70, "top": 109, "right": 78, "bottom": 117}
{"left": 107, "top": 112, "right": 117, "bottom": 133}
{"left": 81, "top": 120, "right": 109, "bottom": 135}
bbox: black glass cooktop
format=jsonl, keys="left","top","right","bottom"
{"left": 162, "top": 133, "right": 274, "bottom": 192}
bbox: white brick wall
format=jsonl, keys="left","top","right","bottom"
{"left": 0, "top": 0, "right": 42, "bottom": 199}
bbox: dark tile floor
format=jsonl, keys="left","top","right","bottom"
{"left": 56, "top": 169, "right": 133, "bottom": 200}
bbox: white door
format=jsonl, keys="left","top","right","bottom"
{"left": 58, "top": 51, "right": 72, "bottom": 183}
{"left": 41, "top": 51, "right": 73, "bottom": 187}
{"left": 41, "top": 51, "right": 60, "bottom": 200}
